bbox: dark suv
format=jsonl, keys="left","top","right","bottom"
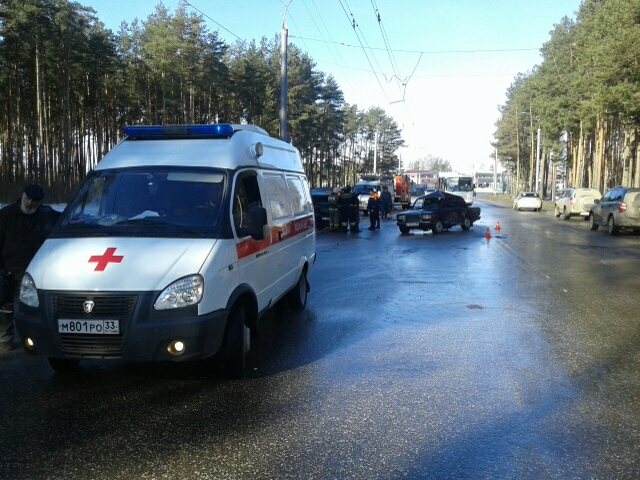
{"left": 589, "top": 186, "right": 640, "bottom": 235}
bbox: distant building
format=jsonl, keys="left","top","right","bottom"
{"left": 404, "top": 169, "right": 438, "bottom": 188}
{"left": 475, "top": 172, "right": 494, "bottom": 189}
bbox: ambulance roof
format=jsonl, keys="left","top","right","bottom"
{"left": 95, "top": 124, "right": 304, "bottom": 173}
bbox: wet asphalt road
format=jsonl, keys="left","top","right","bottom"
{"left": 2, "top": 196, "right": 640, "bottom": 479}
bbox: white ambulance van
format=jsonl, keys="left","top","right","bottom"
{"left": 14, "top": 124, "right": 316, "bottom": 377}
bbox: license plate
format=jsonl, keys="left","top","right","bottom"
{"left": 58, "top": 319, "right": 120, "bottom": 335}
{"left": 407, "top": 222, "right": 419, "bottom": 227}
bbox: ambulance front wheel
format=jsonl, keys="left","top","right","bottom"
{"left": 222, "top": 304, "right": 249, "bottom": 379}
{"left": 287, "top": 270, "right": 308, "bottom": 311}
{"left": 48, "top": 357, "right": 80, "bottom": 373}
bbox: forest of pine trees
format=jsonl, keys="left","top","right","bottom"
{"left": 0, "top": 0, "right": 404, "bottom": 202}
{"left": 493, "top": 0, "right": 640, "bottom": 198}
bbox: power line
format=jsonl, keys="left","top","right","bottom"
{"left": 184, "top": 1, "right": 248, "bottom": 46}
{"left": 288, "top": 36, "right": 539, "bottom": 54}
{"left": 337, "top": 0, "right": 391, "bottom": 105}
{"left": 370, "top": 0, "right": 404, "bottom": 100}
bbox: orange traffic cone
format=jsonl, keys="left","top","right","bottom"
{"left": 495, "top": 221, "right": 501, "bottom": 231}
{"left": 485, "top": 227, "right": 491, "bottom": 239}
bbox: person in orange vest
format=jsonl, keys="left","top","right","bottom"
{"left": 367, "top": 189, "right": 381, "bottom": 230}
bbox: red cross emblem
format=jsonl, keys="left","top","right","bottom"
{"left": 89, "top": 247, "right": 124, "bottom": 272}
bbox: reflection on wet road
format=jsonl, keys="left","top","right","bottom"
{"left": 2, "top": 198, "right": 640, "bottom": 479}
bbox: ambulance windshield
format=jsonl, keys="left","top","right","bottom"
{"left": 59, "top": 167, "right": 226, "bottom": 236}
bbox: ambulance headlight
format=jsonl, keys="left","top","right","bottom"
{"left": 19, "top": 273, "right": 39, "bottom": 308}
{"left": 154, "top": 275, "right": 204, "bottom": 310}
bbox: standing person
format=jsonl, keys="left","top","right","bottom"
{"left": 340, "top": 185, "right": 361, "bottom": 233}
{"left": 0, "top": 184, "right": 61, "bottom": 352}
{"left": 380, "top": 186, "right": 392, "bottom": 219}
{"left": 349, "top": 187, "right": 361, "bottom": 232}
{"left": 367, "top": 189, "right": 381, "bottom": 230}
{"left": 337, "top": 187, "right": 350, "bottom": 233}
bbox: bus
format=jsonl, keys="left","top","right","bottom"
{"left": 436, "top": 172, "right": 475, "bottom": 205}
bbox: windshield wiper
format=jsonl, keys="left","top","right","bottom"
{"left": 115, "top": 219, "right": 172, "bottom": 227}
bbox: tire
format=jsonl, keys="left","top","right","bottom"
{"left": 461, "top": 216, "right": 471, "bottom": 231}
{"left": 48, "top": 358, "right": 80, "bottom": 373}
{"left": 563, "top": 207, "right": 570, "bottom": 220}
{"left": 399, "top": 226, "right": 410, "bottom": 234}
{"left": 607, "top": 215, "right": 619, "bottom": 236}
{"left": 589, "top": 213, "right": 599, "bottom": 231}
{"left": 287, "top": 270, "right": 308, "bottom": 311}
{"left": 555, "top": 206, "right": 561, "bottom": 218}
{"left": 222, "top": 304, "right": 249, "bottom": 378}
{"left": 432, "top": 219, "right": 444, "bottom": 234}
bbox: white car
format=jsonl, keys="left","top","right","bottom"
{"left": 554, "top": 188, "right": 601, "bottom": 220}
{"left": 513, "top": 192, "right": 542, "bottom": 212}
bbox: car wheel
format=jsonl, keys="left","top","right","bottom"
{"left": 48, "top": 358, "right": 80, "bottom": 373}
{"left": 287, "top": 270, "right": 308, "bottom": 311}
{"left": 399, "top": 226, "right": 410, "bottom": 234}
{"left": 563, "top": 207, "right": 570, "bottom": 220}
{"left": 555, "top": 206, "right": 561, "bottom": 218}
{"left": 607, "top": 215, "right": 619, "bottom": 236}
{"left": 222, "top": 304, "right": 249, "bottom": 378}
{"left": 432, "top": 219, "right": 444, "bottom": 234}
{"left": 461, "top": 216, "right": 471, "bottom": 231}
{"left": 589, "top": 213, "right": 598, "bottom": 231}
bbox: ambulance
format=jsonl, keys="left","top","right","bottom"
{"left": 14, "top": 124, "right": 316, "bottom": 377}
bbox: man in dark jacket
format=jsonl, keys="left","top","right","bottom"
{"left": 0, "top": 184, "right": 61, "bottom": 352}
{"left": 380, "top": 186, "right": 392, "bottom": 219}
{"left": 367, "top": 190, "right": 381, "bottom": 230}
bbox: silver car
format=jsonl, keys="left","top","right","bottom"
{"left": 589, "top": 186, "right": 640, "bottom": 235}
{"left": 554, "top": 188, "right": 601, "bottom": 220}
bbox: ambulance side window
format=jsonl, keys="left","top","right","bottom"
{"left": 286, "top": 175, "right": 312, "bottom": 217}
{"left": 264, "top": 174, "right": 293, "bottom": 222}
{"left": 233, "top": 171, "right": 262, "bottom": 232}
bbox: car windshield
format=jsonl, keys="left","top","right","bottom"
{"left": 57, "top": 167, "right": 226, "bottom": 237}
{"left": 414, "top": 195, "right": 442, "bottom": 210}
{"left": 353, "top": 184, "right": 377, "bottom": 195}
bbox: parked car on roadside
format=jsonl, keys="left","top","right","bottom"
{"left": 588, "top": 186, "right": 640, "bottom": 235}
{"left": 554, "top": 188, "right": 601, "bottom": 220}
{"left": 353, "top": 180, "right": 389, "bottom": 214}
{"left": 311, "top": 188, "right": 337, "bottom": 228}
{"left": 513, "top": 192, "right": 542, "bottom": 212}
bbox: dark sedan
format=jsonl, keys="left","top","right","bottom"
{"left": 396, "top": 191, "right": 481, "bottom": 234}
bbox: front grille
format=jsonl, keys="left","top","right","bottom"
{"left": 52, "top": 295, "right": 137, "bottom": 317}
{"left": 50, "top": 294, "right": 138, "bottom": 357}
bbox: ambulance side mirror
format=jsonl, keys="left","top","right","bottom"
{"left": 245, "top": 206, "right": 268, "bottom": 240}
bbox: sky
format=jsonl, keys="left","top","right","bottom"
{"left": 79, "top": 0, "right": 583, "bottom": 174}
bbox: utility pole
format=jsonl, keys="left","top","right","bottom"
{"left": 494, "top": 147, "right": 498, "bottom": 194}
{"left": 373, "top": 130, "right": 379, "bottom": 174}
{"left": 280, "top": 2, "right": 292, "bottom": 142}
{"left": 536, "top": 127, "right": 541, "bottom": 195}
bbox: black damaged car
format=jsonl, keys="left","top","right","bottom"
{"left": 396, "top": 191, "right": 481, "bottom": 234}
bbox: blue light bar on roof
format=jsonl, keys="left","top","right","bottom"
{"left": 124, "top": 124, "right": 235, "bottom": 138}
